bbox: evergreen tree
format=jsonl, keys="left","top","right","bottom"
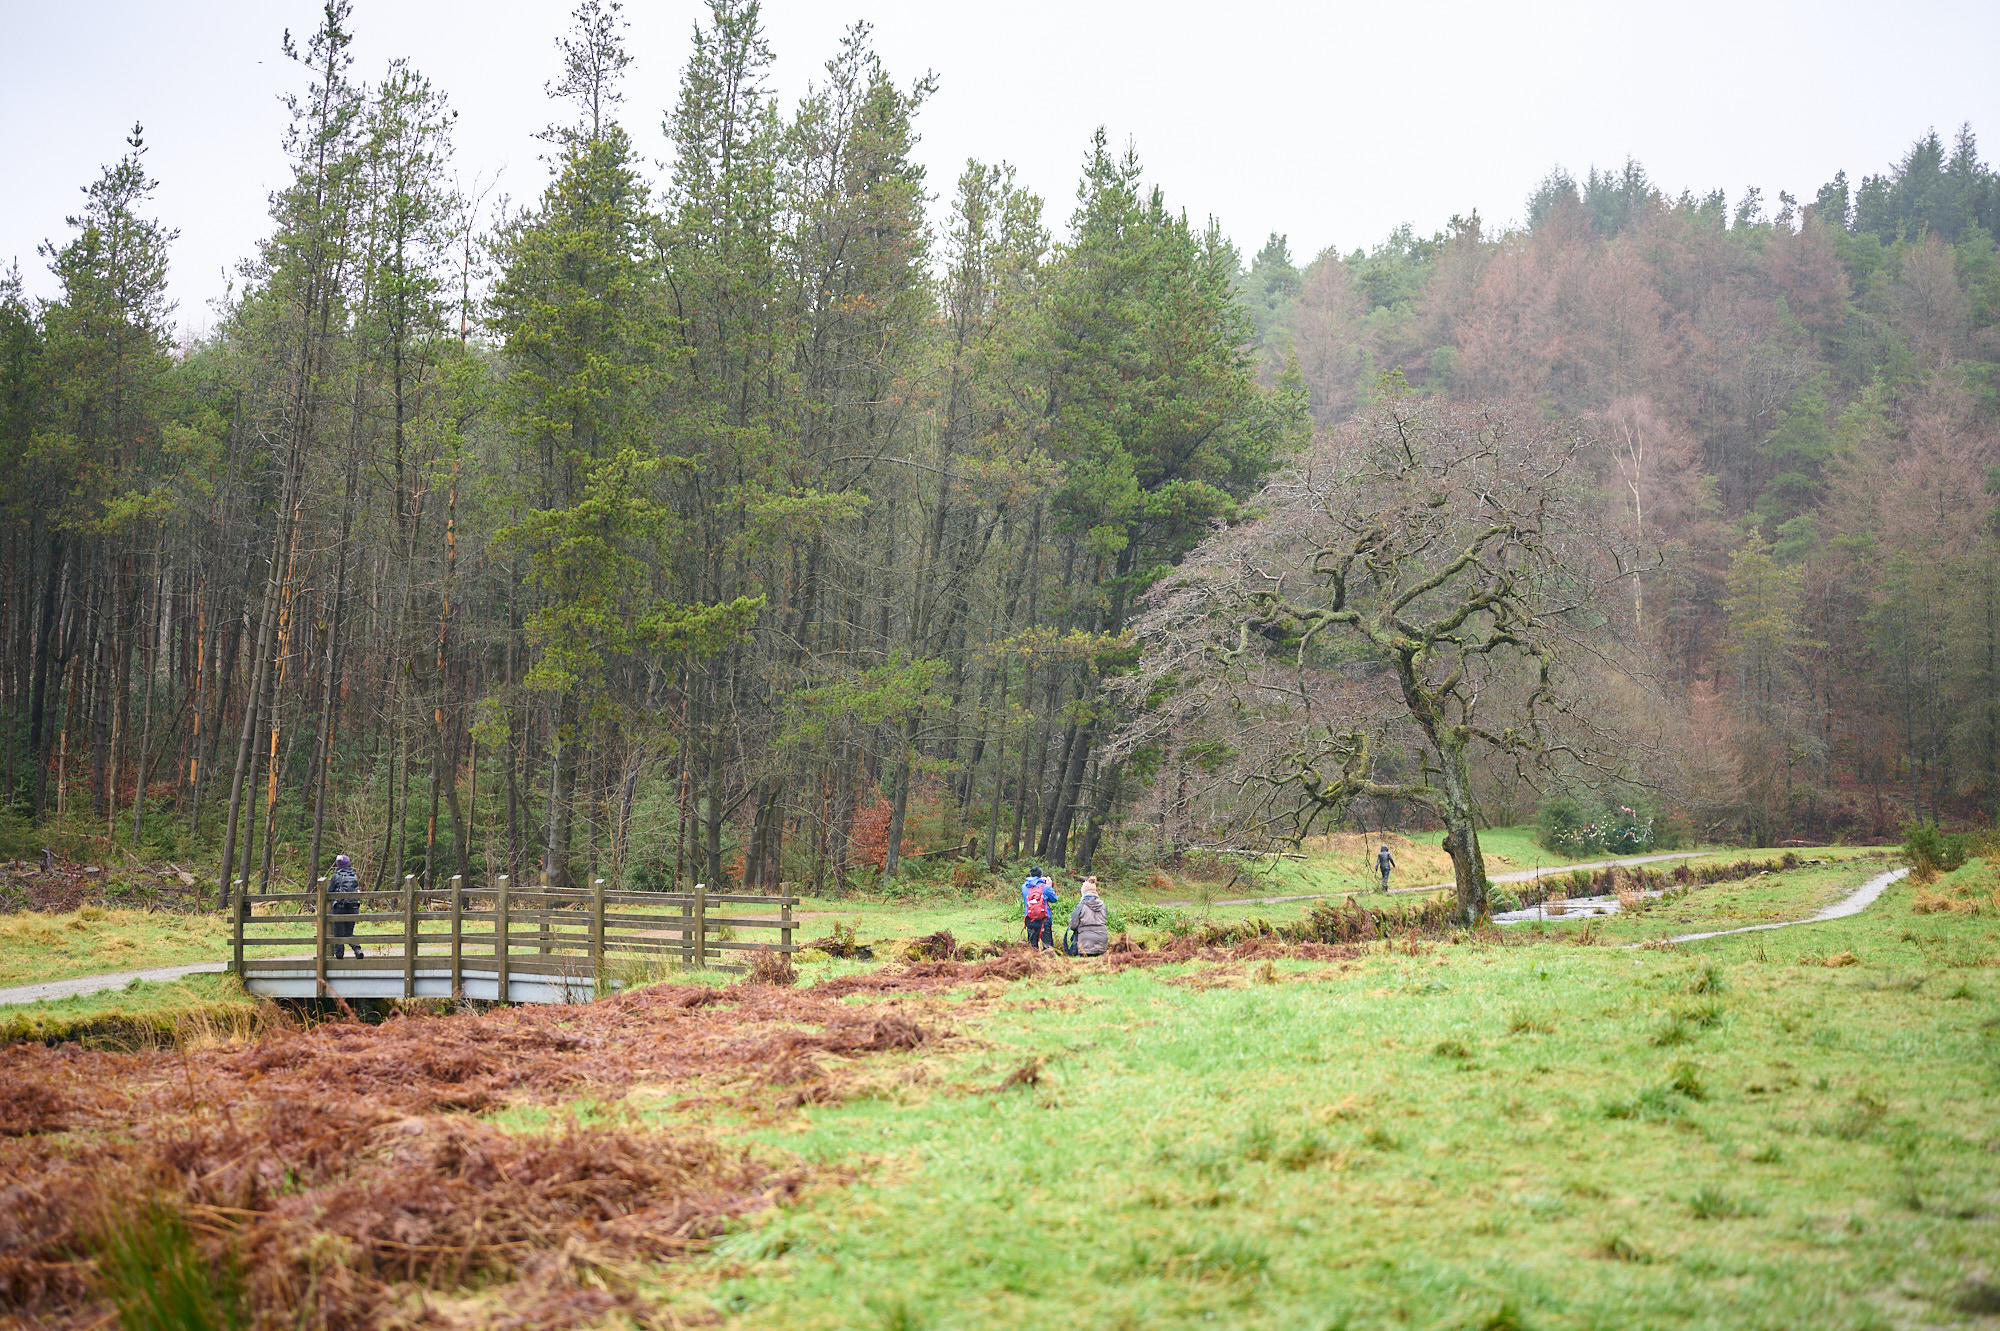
{"left": 488, "top": 0, "right": 663, "bottom": 885}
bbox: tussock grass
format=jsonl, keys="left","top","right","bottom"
{"left": 92, "top": 1199, "right": 245, "bottom": 1331}
{"left": 1687, "top": 1185, "right": 1757, "bottom": 1220}
{"left": 1593, "top": 1232, "right": 1652, "bottom": 1263}
{"left": 1504, "top": 1008, "right": 1555, "bottom": 1034}
{"left": 1648, "top": 1013, "right": 1693, "bottom": 1046}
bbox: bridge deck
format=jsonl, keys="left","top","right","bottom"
{"left": 240, "top": 956, "right": 615, "bottom": 1004}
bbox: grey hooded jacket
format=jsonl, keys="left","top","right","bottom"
{"left": 1068, "top": 892, "right": 1109, "bottom": 956}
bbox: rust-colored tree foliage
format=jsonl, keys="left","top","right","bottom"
{"left": 1241, "top": 132, "right": 2000, "bottom": 838}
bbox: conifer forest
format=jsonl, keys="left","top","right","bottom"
{"left": 5, "top": 0, "right": 1999, "bottom": 903}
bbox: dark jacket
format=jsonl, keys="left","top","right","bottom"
{"left": 329, "top": 865, "right": 361, "bottom": 913}
{"left": 1068, "top": 892, "right": 1109, "bottom": 956}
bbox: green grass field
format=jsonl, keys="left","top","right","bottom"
{"left": 7, "top": 839, "right": 1994, "bottom": 1326}
{"left": 0, "top": 969, "right": 262, "bottom": 1046}
{"left": 0, "top": 903, "right": 233, "bottom": 987}
{"left": 674, "top": 860, "right": 1999, "bottom": 1329}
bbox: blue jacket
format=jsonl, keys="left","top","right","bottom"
{"left": 1020, "top": 877, "right": 1056, "bottom": 916}
{"left": 329, "top": 865, "right": 361, "bottom": 912}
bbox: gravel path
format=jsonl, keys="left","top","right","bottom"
{"left": 1643, "top": 866, "right": 1909, "bottom": 945}
{"left": 0, "top": 942, "right": 446, "bottom": 1007}
{"left": 1166, "top": 850, "right": 1709, "bottom": 909}
{"left": 0, "top": 962, "right": 230, "bottom": 1007}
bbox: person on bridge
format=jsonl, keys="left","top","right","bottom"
{"left": 329, "top": 854, "right": 363, "bottom": 959}
{"left": 1377, "top": 844, "right": 1396, "bottom": 892}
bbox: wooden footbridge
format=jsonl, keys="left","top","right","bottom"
{"left": 227, "top": 876, "right": 798, "bottom": 1004}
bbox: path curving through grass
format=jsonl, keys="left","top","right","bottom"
{"left": 1168, "top": 849, "right": 1709, "bottom": 909}
{"left": 1649, "top": 866, "right": 1909, "bottom": 944}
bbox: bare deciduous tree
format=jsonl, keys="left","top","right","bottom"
{"left": 1119, "top": 395, "right": 1647, "bottom": 916}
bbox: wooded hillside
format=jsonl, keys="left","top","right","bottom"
{"left": 1241, "top": 137, "right": 2000, "bottom": 844}
{"left": 2, "top": 0, "right": 1993, "bottom": 897}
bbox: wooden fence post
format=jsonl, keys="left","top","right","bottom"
{"left": 496, "top": 875, "right": 510, "bottom": 1003}
{"left": 449, "top": 875, "right": 463, "bottom": 1000}
{"left": 680, "top": 886, "right": 693, "bottom": 969}
{"left": 402, "top": 874, "right": 416, "bottom": 998}
{"left": 232, "top": 884, "right": 246, "bottom": 978}
{"left": 314, "top": 876, "right": 328, "bottom": 995}
{"left": 693, "top": 882, "right": 707, "bottom": 970}
{"left": 591, "top": 877, "right": 606, "bottom": 993}
{"left": 538, "top": 870, "right": 552, "bottom": 955}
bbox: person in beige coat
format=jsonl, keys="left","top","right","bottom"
{"left": 1067, "top": 876, "right": 1109, "bottom": 956}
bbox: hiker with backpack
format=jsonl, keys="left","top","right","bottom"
{"left": 328, "top": 853, "right": 363, "bottom": 959}
{"left": 1376, "top": 844, "right": 1396, "bottom": 893}
{"left": 1066, "top": 876, "right": 1109, "bottom": 957}
{"left": 1021, "top": 866, "right": 1057, "bottom": 949}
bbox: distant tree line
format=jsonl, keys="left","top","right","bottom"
{"left": 1234, "top": 128, "right": 2000, "bottom": 843}
{"left": 4, "top": 0, "right": 1996, "bottom": 898}
{"left": 0, "top": 0, "right": 1304, "bottom": 898}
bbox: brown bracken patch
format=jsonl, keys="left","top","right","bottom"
{"left": 0, "top": 978, "right": 944, "bottom": 1328}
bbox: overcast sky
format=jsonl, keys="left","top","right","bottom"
{"left": 4, "top": 0, "right": 1997, "bottom": 332}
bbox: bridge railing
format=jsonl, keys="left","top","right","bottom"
{"left": 227, "top": 874, "right": 798, "bottom": 1001}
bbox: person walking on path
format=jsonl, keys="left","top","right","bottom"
{"left": 1376, "top": 844, "right": 1396, "bottom": 893}
{"left": 329, "top": 854, "right": 363, "bottom": 959}
{"left": 1021, "top": 866, "right": 1057, "bottom": 950}
{"left": 1067, "top": 876, "right": 1110, "bottom": 957}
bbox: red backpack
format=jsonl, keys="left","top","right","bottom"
{"left": 1025, "top": 885, "right": 1049, "bottom": 922}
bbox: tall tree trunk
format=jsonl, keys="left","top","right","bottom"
{"left": 1435, "top": 738, "right": 1491, "bottom": 917}
{"left": 1046, "top": 722, "right": 1093, "bottom": 867}
{"left": 882, "top": 715, "right": 918, "bottom": 879}
{"left": 440, "top": 702, "right": 471, "bottom": 887}
{"left": 985, "top": 732, "right": 1005, "bottom": 873}
{"left": 109, "top": 556, "right": 136, "bottom": 839}
{"left": 28, "top": 535, "right": 65, "bottom": 817}
{"left": 702, "top": 727, "right": 725, "bottom": 886}
{"left": 219, "top": 581, "right": 278, "bottom": 907}
{"left": 544, "top": 692, "right": 578, "bottom": 887}
{"left": 377, "top": 711, "right": 399, "bottom": 888}
{"left": 1035, "top": 720, "right": 1076, "bottom": 859}
{"left": 425, "top": 707, "right": 443, "bottom": 886}
{"left": 745, "top": 776, "right": 784, "bottom": 888}
{"left": 88, "top": 566, "right": 110, "bottom": 819}
{"left": 1075, "top": 757, "right": 1121, "bottom": 872}
{"left": 830, "top": 740, "right": 855, "bottom": 896}
{"left": 130, "top": 547, "right": 160, "bottom": 845}
{"left": 194, "top": 604, "right": 242, "bottom": 839}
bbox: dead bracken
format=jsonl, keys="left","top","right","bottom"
{"left": 0, "top": 976, "right": 947, "bottom": 1328}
